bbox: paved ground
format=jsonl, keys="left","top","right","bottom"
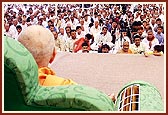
{"left": 50, "top": 52, "right": 165, "bottom": 103}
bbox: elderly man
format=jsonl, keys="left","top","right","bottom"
{"left": 18, "top": 25, "right": 76, "bottom": 86}
{"left": 117, "top": 41, "right": 133, "bottom": 54}
{"left": 142, "top": 29, "right": 159, "bottom": 51}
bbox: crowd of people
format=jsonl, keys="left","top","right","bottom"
{"left": 4, "top": 3, "right": 165, "bottom": 106}
{"left": 4, "top": 3, "right": 165, "bottom": 56}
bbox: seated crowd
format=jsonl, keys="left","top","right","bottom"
{"left": 4, "top": 3, "right": 164, "bottom": 105}
{"left": 4, "top": 3, "right": 164, "bottom": 56}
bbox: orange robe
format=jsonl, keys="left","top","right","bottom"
{"left": 117, "top": 49, "right": 133, "bottom": 54}
{"left": 38, "top": 67, "right": 77, "bottom": 86}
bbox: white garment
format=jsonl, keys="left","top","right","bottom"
{"left": 113, "top": 36, "right": 131, "bottom": 54}
{"left": 159, "top": 14, "right": 164, "bottom": 22}
{"left": 91, "top": 32, "right": 113, "bottom": 51}
{"left": 70, "top": 18, "right": 79, "bottom": 30}
{"left": 90, "top": 26, "right": 101, "bottom": 39}
{"left": 14, "top": 32, "right": 22, "bottom": 41}
{"left": 76, "top": 31, "right": 86, "bottom": 39}
{"left": 9, "top": 25, "right": 17, "bottom": 39}
{"left": 65, "top": 37, "right": 78, "bottom": 52}
{"left": 21, "top": 24, "right": 27, "bottom": 31}
{"left": 4, "top": 30, "right": 15, "bottom": 39}
{"left": 130, "top": 42, "right": 148, "bottom": 54}
{"left": 30, "top": 18, "right": 38, "bottom": 25}
{"left": 64, "top": 33, "right": 71, "bottom": 43}
{"left": 42, "top": 21, "right": 48, "bottom": 28}
{"left": 141, "top": 38, "right": 159, "bottom": 51}
{"left": 58, "top": 33, "right": 67, "bottom": 43}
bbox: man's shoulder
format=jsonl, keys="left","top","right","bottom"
{"left": 77, "top": 37, "right": 85, "bottom": 41}
{"left": 141, "top": 38, "right": 148, "bottom": 42}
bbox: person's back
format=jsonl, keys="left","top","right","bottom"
{"left": 18, "top": 25, "right": 76, "bottom": 86}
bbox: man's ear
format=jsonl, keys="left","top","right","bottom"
{"left": 49, "top": 47, "right": 57, "bottom": 64}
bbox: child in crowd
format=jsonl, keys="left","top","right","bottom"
{"left": 99, "top": 44, "right": 111, "bottom": 53}
{"left": 77, "top": 42, "right": 90, "bottom": 53}
{"left": 144, "top": 45, "right": 163, "bottom": 57}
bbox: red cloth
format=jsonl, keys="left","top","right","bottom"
{"left": 73, "top": 37, "right": 91, "bottom": 53}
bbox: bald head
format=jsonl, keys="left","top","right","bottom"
{"left": 18, "top": 25, "right": 55, "bottom": 67}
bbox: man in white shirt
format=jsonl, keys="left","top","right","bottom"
{"left": 142, "top": 30, "right": 159, "bottom": 51}
{"left": 90, "top": 20, "right": 101, "bottom": 39}
{"left": 15, "top": 25, "right": 22, "bottom": 40}
{"left": 91, "top": 26, "right": 113, "bottom": 51}
{"left": 69, "top": 15, "right": 79, "bottom": 30}
{"left": 130, "top": 34, "right": 148, "bottom": 54}
{"left": 58, "top": 27, "right": 67, "bottom": 43}
{"left": 4, "top": 23, "right": 15, "bottom": 39}
{"left": 66, "top": 29, "right": 78, "bottom": 52}
{"left": 76, "top": 26, "right": 85, "bottom": 39}
{"left": 52, "top": 31, "right": 66, "bottom": 52}
{"left": 21, "top": 19, "right": 27, "bottom": 31}
{"left": 9, "top": 18, "right": 18, "bottom": 39}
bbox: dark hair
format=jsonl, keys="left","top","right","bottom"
{"left": 85, "top": 34, "right": 92, "bottom": 40}
{"left": 139, "top": 26, "right": 143, "bottom": 30}
{"left": 94, "top": 12, "right": 98, "bottom": 15}
{"left": 82, "top": 42, "right": 89, "bottom": 47}
{"left": 156, "top": 18, "right": 161, "bottom": 22}
{"left": 48, "top": 20, "right": 52, "bottom": 23}
{"left": 121, "top": 28, "right": 128, "bottom": 32}
{"left": 50, "top": 11, "right": 55, "bottom": 14}
{"left": 49, "top": 24, "right": 54, "bottom": 28}
{"left": 102, "top": 26, "right": 108, "bottom": 31}
{"left": 133, "top": 34, "right": 141, "bottom": 39}
{"left": 154, "top": 45, "right": 162, "bottom": 52}
{"left": 157, "top": 26, "right": 163, "bottom": 29}
{"left": 16, "top": 25, "right": 22, "bottom": 30}
{"left": 89, "top": 23, "right": 94, "bottom": 28}
{"left": 142, "top": 20, "right": 147, "bottom": 23}
{"left": 132, "top": 21, "right": 142, "bottom": 26}
{"left": 65, "top": 26, "right": 71, "bottom": 30}
{"left": 70, "top": 29, "right": 76, "bottom": 33}
{"left": 101, "top": 44, "right": 110, "bottom": 50}
{"left": 76, "top": 26, "right": 81, "bottom": 30}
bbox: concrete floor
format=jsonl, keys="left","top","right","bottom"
{"left": 50, "top": 52, "right": 165, "bottom": 105}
